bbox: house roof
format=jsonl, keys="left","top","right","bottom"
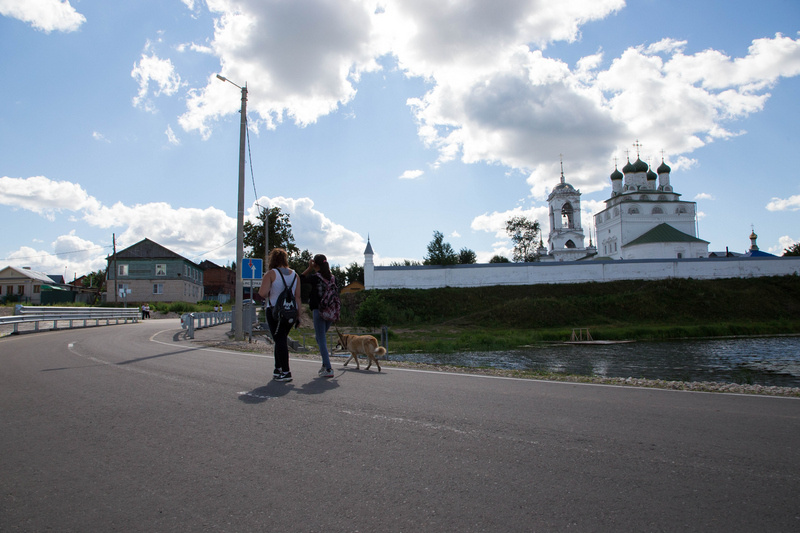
{"left": 112, "top": 238, "right": 191, "bottom": 262}
{"left": 623, "top": 223, "right": 709, "bottom": 248}
{"left": 0, "top": 266, "right": 56, "bottom": 284}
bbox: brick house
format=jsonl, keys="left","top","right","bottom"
{"left": 106, "top": 239, "right": 204, "bottom": 304}
{"left": 199, "top": 260, "right": 235, "bottom": 304}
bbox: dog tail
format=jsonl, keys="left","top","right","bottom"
{"left": 374, "top": 346, "right": 387, "bottom": 356}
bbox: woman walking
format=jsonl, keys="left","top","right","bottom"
{"left": 258, "top": 248, "right": 301, "bottom": 382}
{"left": 301, "top": 254, "right": 338, "bottom": 378}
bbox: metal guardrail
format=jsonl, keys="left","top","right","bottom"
{"left": 180, "top": 311, "right": 232, "bottom": 339}
{"left": 0, "top": 305, "right": 140, "bottom": 335}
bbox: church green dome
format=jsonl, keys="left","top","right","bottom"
{"left": 610, "top": 168, "right": 623, "bottom": 180}
{"left": 633, "top": 158, "right": 649, "bottom": 173}
{"left": 657, "top": 161, "right": 671, "bottom": 174}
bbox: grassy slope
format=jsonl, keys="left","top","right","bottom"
{"left": 338, "top": 275, "right": 800, "bottom": 352}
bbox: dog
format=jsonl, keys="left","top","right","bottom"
{"left": 336, "top": 333, "right": 386, "bottom": 371}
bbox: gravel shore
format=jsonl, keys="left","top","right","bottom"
{"left": 192, "top": 334, "right": 800, "bottom": 398}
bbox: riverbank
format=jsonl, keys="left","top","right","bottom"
{"left": 190, "top": 330, "right": 800, "bottom": 398}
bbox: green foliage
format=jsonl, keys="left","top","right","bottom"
{"left": 390, "top": 259, "right": 423, "bottom": 266}
{"left": 423, "top": 231, "right": 458, "bottom": 266}
{"left": 356, "top": 292, "right": 389, "bottom": 327}
{"left": 459, "top": 248, "right": 477, "bottom": 264}
{"left": 784, "top": 243, "right": 800, "bottom": 256}
{"left": 489, "top": 255, "right": 510, "bottom": 263}
{"left": 339, "top": 275, "right": 800, "bottom": 338}
{"left": 344, "top": 262, "right": 364, "bottom": 285}
{"left": 506, "top": 216, "right": 541, "bottom": 262}
{"left": 244, "top": 206, "right": 297, "bottom": 260}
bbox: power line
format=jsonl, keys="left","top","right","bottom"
{"left": 1, "top": 245, "right": 112, "bottom": 263}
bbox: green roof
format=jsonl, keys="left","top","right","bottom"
{"left": 623, "top": 223, "right": 709, "bottom": 248}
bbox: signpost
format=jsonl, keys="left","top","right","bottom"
{"left": 240, "top": 258, "right": 263, "bottom": 300}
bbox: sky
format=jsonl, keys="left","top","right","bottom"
{"left": 1, "top": 0, "right": 799, "bottom": 280}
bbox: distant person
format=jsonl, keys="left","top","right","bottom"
{"left": 301, "top": 254, "right": 338, "bottom": 378}
{"left": 258, "top": 248, "right": 301, "bottom": 383}
{"left": 144, "top": 303, "right": 150, "bottom": 318}
{"left": 141, "top": 304, "right": 147, "bottom": 320}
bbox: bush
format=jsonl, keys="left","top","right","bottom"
{"left": 356, "top": 292, "right": 389, "bottom": 327}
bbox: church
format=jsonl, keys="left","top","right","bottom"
{"left": 542, "top": 150, "right": 708, "bottom": 261}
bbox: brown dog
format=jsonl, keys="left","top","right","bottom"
{"left": 336, "top": 333, "right": 386, "bottom": 371}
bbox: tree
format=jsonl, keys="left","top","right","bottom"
{"left": 459, "top": 247, "right": 477, "bottom": 264}
{"left": 784, "top": 243, "right": 800, "bottom": 256}
{"left": 423, "top": 231, "right": 458, "bottom": 266}
{"left": 506, "top": 216, "right": 541, "bottom": 262}
{"left": 390, "top": 259, "right": 422, "bottom": 266}
{"left": 344, "top": 262, "right": 364, "bottom": 285}
{"left": 243, "top": 206, "right": 298, "bottom": 259}
{"left": 81, "top": 269, "right": 106, "bottom": 289}
{"left": 288, "top": 249, "right": 313, "bottom": 273}
{"left": 489, "top": 255, "right": 510, "bottom": 263}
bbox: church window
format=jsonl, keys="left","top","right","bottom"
{"left": 565, "top": 240, "right": 576, "bottom": 249}
{"left": 640, "top": 195, "right": 650, "bottom": 201}
{"left": 652, "top": 207, "right": 664, "bottom": 214}
{"left": 561, "top": 203, "right": 575, "bottom": 229}
{"left": 628, "top": 207, "right": 639, "bottom": 214}
{"left": 658, "top": 195, "right": 668, "bottom": 201}
{"left": 675, "top": 206, "right": 687, "bottom": 214}
{"left": 613, "top": 207, "right": 619, "bottom": 217}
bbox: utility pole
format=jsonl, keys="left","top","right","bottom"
{"left": 218, "top": 74, "right": 248, "bottom": 341}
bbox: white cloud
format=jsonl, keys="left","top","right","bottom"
{"left": 399, "top": 169, "right": 424, "bottom": 180}
{"left": 92, "top": 131, "right": 110, "bottom": 143}
{"left": 694, "top": 193, "right": 714, "bottom": 201}
{"left": 766, "top": 194, "right": 800, "bottom": 212}
{"left": 165, "top": 125, "right": 180, "bottom": 145}
{"left": 0, "top": 0, "right": 85, "bottom": 33}
{"left": 0, "top": 176, "right": 100, "bottom": 220}
{"left": 255, "top": 195, "right": 366, "bottom": 266}
{"left": 180, "top": 0, "right": 382, "bottom": 137}
{"left": 131, "top": 47, "right": 184, "bottom": 112}
{"left": 471, "top": 206, "right": 549, "bottom": 240}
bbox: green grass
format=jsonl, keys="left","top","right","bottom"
{"left": 335, "top": 275, "right": 800, "bottom": 353}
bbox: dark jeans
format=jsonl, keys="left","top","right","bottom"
{"left": 266, "top": 309, "right": 290, "bottom": 373}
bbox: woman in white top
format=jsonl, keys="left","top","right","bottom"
{"left": 258, "top": 248, "right": 301, "bottom": 382}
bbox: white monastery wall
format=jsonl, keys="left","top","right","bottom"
{"left": 366, "top": 257, "right": 800, "bottom": 290}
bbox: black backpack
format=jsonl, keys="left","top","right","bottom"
{"left": 271, "top": 270, "right": 298, "bottom": 326}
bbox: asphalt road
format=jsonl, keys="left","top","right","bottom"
{"left": 1, "top": 319, "right": 799, "bottom": 532}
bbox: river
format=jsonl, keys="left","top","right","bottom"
{"left": 390, "top": 336, "right": 800, "bottom": 387}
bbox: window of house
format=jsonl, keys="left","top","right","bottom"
{"left": 17, "top": 285, "right": 24, "bottom": 295}
{"left": 156, "top": 264, "right": 166, "bottom": 276}
{"left": 118, "top": 264, "right": 129, "bottom": 276}
{"left": 153, "top": 283, "right": 164, "bottom": 295}
{"left": 33, "top": 285, "right": 40, "bottom": 294}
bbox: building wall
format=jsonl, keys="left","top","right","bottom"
{"left": 109, "top": 258, "right": 204, "bottom": 303}
{"left": 365, "top": 256, "right": 800, "bottom": 290}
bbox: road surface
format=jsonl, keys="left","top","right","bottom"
{"left": 1, "top": 319, "right": 798, "bottom": 531}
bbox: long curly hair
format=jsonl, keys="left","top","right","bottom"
{"left": 268, "top": 248, "right": 289, "bottom": 270}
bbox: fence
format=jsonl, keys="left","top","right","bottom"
{"left": 0, "top": 305, "right": 140, "bottom": 335}
{"left": 180, "top": 311, "right": 233, "bottom": 339}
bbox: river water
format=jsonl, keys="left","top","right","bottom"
{"left": 389, "top": 336, "right": 800, "bottom": 387}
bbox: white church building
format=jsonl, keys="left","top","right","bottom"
{"left": 362, "top": 151, "right": 800, "bottom": 290}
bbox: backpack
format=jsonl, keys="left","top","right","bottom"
{"left": 271, "top": 270, "right": 298, "bottom": 325}
{"left": 318, "top": 274, "right": 340, "bottom": 322}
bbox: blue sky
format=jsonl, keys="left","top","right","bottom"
{"left": 1, "top": 0, "right": 799, "bottom": 280}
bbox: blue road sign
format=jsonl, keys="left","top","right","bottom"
{"left": 241, "top": 258, "right": 263, "bottom": 280}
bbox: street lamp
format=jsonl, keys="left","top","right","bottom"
{"left": 217, "top": 74, "right": 248, "bottom": 341}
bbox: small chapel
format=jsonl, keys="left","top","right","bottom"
{"left": 542, "top": 146, "right": 709, "bottom": 261}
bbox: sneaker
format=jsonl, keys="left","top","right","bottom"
{"left": 320, "top": 368, "right": 334, "bottom": 378}
{"left": 273, "top": 369, "right": 281, "bottom": 380}
{"left": 276, "top": 371, "right": 293, "bottom": 382}
{"left": 317, "top": 366, "right": 326, "bottom": 376}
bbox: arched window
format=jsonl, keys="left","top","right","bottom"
{"left": 561, "top": 202, "right": 575, "bottom": 229}
{"left": 628, "top": 206, "right": 639, "bottom": 214}
{"left": 675, "top": 206, "right": 687, "bottom": 214}
{"left": 565, "top": 240, "right": 576, "bottom": 248}
{"left": 652, "top": 207, "right": 664, "bottom": 214}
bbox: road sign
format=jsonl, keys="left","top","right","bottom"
{"left": 241, "top": 258, "right": 263, "bottom": 280}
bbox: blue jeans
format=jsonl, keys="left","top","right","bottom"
{"left": 313, "top": 309, "right": 332, "bottom": 369}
